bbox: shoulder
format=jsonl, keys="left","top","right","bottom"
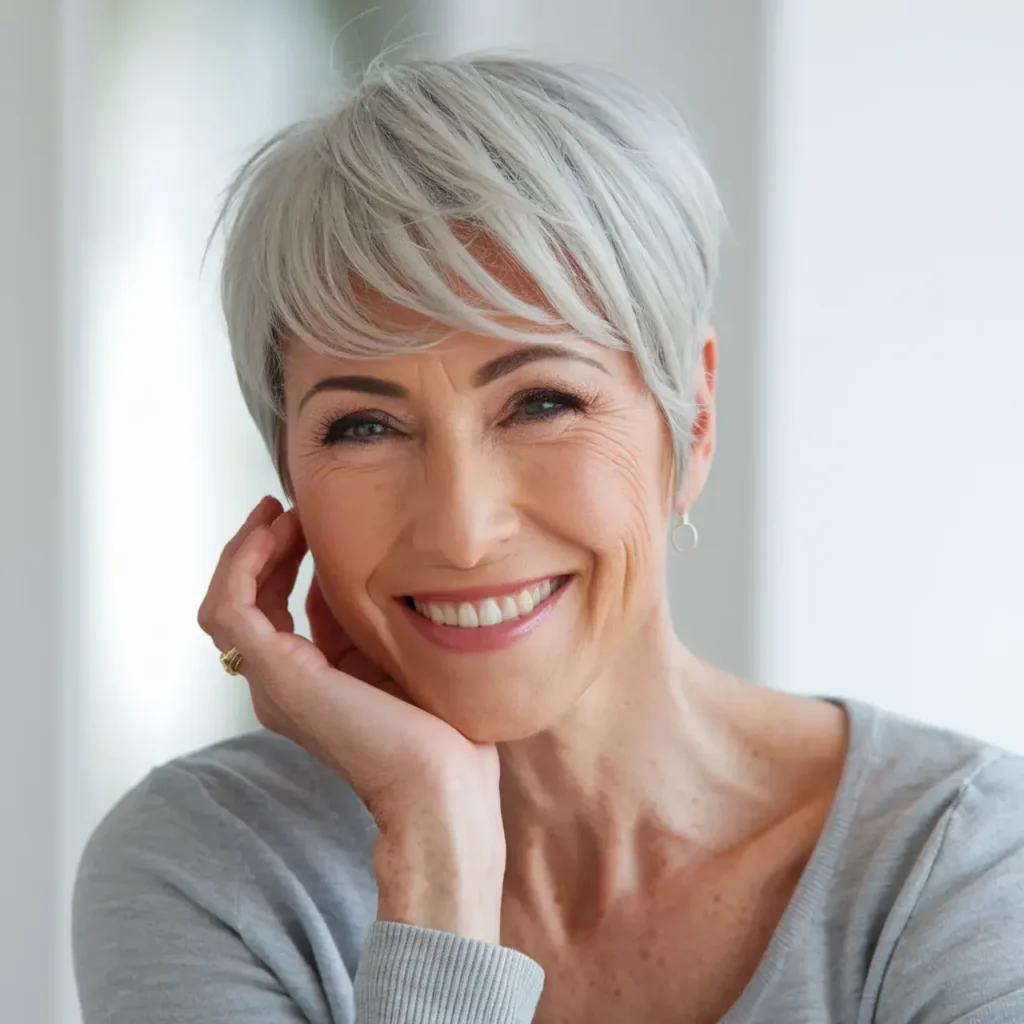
{"left": 837, "top": 699, "right": 1022, "bottom": 855}
{"left": 74, "top": 729, "right": 378, "bottom": 1023}
{"left": 75, "top": 727, "right": 378, "bottom": 930}
{"left": 91, "top": 724, "right": 374, "bottom": 838}
{"left": 832, "top": 701, "right": 1024, "bottom": 1020}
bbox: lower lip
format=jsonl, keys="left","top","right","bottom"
{"left": 399, "top": 579, "right": 572, "bottom": 653}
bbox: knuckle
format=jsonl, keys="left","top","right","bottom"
{"left": 209, "top": 604, "right": 237, "bottom": 635}
{"left": 197, "top": 604, "right": 214, "bottom": 633}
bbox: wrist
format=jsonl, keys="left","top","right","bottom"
{"left": 373, "top": 829, "right": 506, "bottom": 943}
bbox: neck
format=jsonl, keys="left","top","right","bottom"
{"left": 495, "top": 606, "right": 830, "bottom": 939}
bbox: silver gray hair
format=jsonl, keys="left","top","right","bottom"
{"left": 217, "top": 54, "right": 723, "bottom": 488}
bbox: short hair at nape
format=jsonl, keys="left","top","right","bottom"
{"left": 216, "top": 53, "right": 723, "bottom": 486}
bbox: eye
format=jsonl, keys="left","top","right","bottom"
{"left": 316, "top": 412, "right": 399, "bottom": 446}
{"left": 506, "top": 388, "right": 587, "bottom": 425}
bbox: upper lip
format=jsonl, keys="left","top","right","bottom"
{"left": 402, "top": 574, "right": 570, "bottom": 604}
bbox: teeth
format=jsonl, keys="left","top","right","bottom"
{"left": 478, "top": 599, "right": 503, "bottom": 626}
{"left": 457, "top": 602, "right": 479, "bottom": 628}
{"left": 412, "top": 578, "right": 562, "bottom": 629}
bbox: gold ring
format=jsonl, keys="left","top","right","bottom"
{"left": 219, "top": 647, "right": 244, "bottom": 676}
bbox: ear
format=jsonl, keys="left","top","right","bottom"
{"left": 674, "top": 330, "right": 718, "bottom": 517}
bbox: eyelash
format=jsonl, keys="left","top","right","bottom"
{"left": 314, "top": 387, "right": 591, "bottom": 448}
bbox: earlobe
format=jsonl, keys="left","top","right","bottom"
{"left": 674, "top": 425, "right": 713, "bottom": 518}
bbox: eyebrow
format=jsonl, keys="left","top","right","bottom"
{"left": 471, "top": 344, "right": 608, "bottom": 386}
{"left": 298, "top": 344, "right": 607, "bottom": 412}
{"left": 298, "top": 375, "right": 406, "bottom": 411}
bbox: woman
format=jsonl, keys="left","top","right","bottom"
{"left": 73, "top": 55, "right": 1024, "bottom": 1023}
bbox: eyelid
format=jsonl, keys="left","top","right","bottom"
{"left": 309, "top": 377, "right": 599, "bottom": 443}
{"left": 313, "top": 407, "right": 405, "bottom": 446}
{"left": 502, "top": 381, "right": 598, "bottom": 413}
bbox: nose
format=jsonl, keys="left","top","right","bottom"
{"left": 410, "top": 431, "right": 520, "bottom": 569}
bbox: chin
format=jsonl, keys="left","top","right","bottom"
{"left": 408, "top": 674, "right": 582, "bottom": 744}
{"left": 393, "top": 645, "right": 590, "bottom": 745}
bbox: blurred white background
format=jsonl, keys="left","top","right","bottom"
{"left": 2, "top": 1, "right": 1022, "bottom": 1021}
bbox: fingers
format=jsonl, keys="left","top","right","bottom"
{"left": 305, "top": 575, "right": 409, "bottom": 694}
{"left": 225, "top": 496, "right": 282, "bottom": 561}
{"left": 211, "top": 524, "right": 329, "bottom": 686}
{"left": 214, "top": 525, "right": 281, "bottom": 651}
{"left": 200, "top": 497, "right": 280, "bottom": 627}
{"left": 306, "top": 576, "right": 408, "bottom": 699}
{"left": 254, "top": 510, "right": 308, "bottom": 633}
{"left": 198, "top": 496, "right": 286, "bottom": 652}
{"left": 256, "top": 509, "right": 305, "bottom": 590}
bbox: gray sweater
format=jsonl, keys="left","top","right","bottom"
{"left": 72, "top": 699, "right": 1024, "bottom": 1022}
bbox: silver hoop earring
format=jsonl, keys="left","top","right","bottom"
{"left": 671, "top": 511, "right": 699, "bottom": 553}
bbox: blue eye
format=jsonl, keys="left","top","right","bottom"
{"left": 510, "top": 389, "right": 585, "bottom": 423}
{"left": 317, "top": 415, "right": 395, "bottom": 446}
{"left": 345, "top": 422, "right": 388, "bottom": 439}
{"left": 522, "top": 398, "right": 562, "bottom": 416}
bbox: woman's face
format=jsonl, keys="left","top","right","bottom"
{"left": 282, "top": 297, "right": 714, "bottom": 742}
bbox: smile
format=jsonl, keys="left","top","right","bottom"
{"left": 406, "top": 576, "right": 568, "bottom": 628}
{"left": 398, "top": 575, "right": 572, "bottom": 652}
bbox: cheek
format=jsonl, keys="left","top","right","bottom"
{"left": 517, "top": 415, "right": 668, "bottom": 560}
{"left": 292, "top": 462, "right": 403, "bottom": 605}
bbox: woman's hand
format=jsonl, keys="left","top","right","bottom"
{"left": 198, "top": 496, "right": 506, "bottom": 941}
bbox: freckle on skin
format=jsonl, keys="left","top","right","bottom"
{"left": 713, "top": 892, "right": 722, "bottom": 904}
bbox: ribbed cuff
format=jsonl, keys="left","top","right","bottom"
{"left": 353, "top": 921, "right": 545, "bottom": 1023}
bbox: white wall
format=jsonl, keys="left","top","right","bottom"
{"left": 760, "top": 1, "right": 1024, "bottom": 749}
{"left": 0, "top": 2, "right": 60, "bottom": 1021}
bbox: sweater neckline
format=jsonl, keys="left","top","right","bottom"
{"left": 717, "top": 697, "right": 878, "bottom": 1023}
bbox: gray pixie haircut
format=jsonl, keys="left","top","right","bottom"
{"left": 217, "top": 54, "right": 723, "bottom": 487}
